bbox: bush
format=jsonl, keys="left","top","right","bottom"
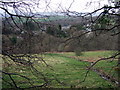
{"left": 74, "top": 49, "right": 83, "bottom": 56}
{"left": 10, "top": 36, "right": 17, "bottom": 44}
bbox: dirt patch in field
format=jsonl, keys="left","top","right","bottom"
{"left": 82, "top": 57, "right": 100, "bottom": 62}
{"left": 68, "top": 56, "right": 100, "bottom": 62}
{"left": 83, "top": 59, "right": 97, "bottom": 62}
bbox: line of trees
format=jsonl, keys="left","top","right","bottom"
{"left": 2, "top": 15, "right": 118, "bottom": 53}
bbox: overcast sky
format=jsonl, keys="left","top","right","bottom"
{"left": 33, "top": 0, "right": 109, "bottom": 13}
{"left": 0, "top": 0, "right": 110, "bottom": 14}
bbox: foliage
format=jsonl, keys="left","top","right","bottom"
{"left": 23, "top": 20, "right": 39, "bottom": 31}
{"left": 71, "top": 24, "right": 86, "bottom": 31}
{"left": 46, "top": 25, "right": 67, "bottom": 38}
{"left": 10, "top": 36, "right": 17, "bottom": 44}
{"left": 93, "top": 15, "right": 115, "bottom": 31}
{"left": 74, "top": 48, "right": 83, "bottom": 56}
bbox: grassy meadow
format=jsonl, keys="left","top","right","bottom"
{"left": 2, "top": 50, "right": 118, "bottom": 88}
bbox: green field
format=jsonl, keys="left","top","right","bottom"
{"left": 2, "top": 51, "right": 118, "bottom": 88}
